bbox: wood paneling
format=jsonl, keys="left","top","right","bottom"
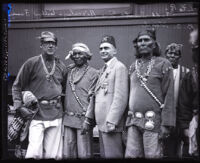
{"left": 8, "top": 3, "right": 198, "bottom": 75}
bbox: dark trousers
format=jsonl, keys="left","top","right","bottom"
{"left": 163, "top": 129, "right": 180, "bottom": 158}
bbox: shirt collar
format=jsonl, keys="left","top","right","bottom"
{"left": 105, "top": 57, "right": 115, "bottom": 67}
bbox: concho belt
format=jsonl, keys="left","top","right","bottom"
{"left": 128, "top": 110, "right": 156, "bottom": 130}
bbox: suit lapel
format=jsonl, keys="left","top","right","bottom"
{"left": 95, "top": 57, "right": 118, "bottom": 92}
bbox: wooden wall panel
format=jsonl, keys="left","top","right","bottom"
{"left": 8, "top": 19, "right": 197, "bottom": 76}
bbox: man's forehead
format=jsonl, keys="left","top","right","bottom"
{"left": 100, "top": 42, "right": 114, "bottom": 48}
{"left": 43, "top": 37, "right": 56, "bottom": 43}
{"left": 137, "top": 34, "right": 152, "bottom": 40}
{"left": 73, "top": 49, "right": 85, "bottom": 53}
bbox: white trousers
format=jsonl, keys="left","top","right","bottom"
{"left": 25, "top": 118, "right": 63, "bottom": 159}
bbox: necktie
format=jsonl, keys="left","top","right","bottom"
{"left": 103, "top": 64, "right": 107, "bottom": 72}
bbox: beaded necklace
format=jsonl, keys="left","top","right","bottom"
{"left": 135, "top": 57, "right": 164, "bottom": 108}
{"left": 135, "top": 57, "right": 155, "bottom": 82}
{"left": 69, "top": 64, "right": 89, "bottom": 110}
{"left": 40, "top": 54, "right": 56, "bottom": 82}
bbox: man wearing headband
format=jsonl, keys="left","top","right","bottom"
{"left": 178, "top": 29, "right": 199, "bottom": 158}
{"left": 12, "top": 31, "right": 66, "bottom": 159}
{"left": 63, "top": 43, "right": 98, "bottom": 158}
{"left": 87, "top": 35, "right": 128, "bottom": 158}
{"left": 163, "top": 43, "right": 190, "bottom": 158}
{"left": 125, "top": 28, "right": 175, "bottom": 158}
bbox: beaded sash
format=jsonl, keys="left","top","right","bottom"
{"left": 135, "top": 57, "right": 164, "bottom": 109}
{"left": 139, "top": 79, "right": 164, "bottom": 109}
{"left": 69, "top": 65, "right": 89, "bottom": 111}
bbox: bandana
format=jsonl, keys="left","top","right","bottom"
{"left": 133, "top": 28, "right": 156, "bottom": 44}
{"left": 165, "top": 43, "right": 182, "bottom": 56}
{"left": 65, "top": 43, "right": 92, "bottom": 60}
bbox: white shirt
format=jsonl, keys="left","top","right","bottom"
{"left": 105, "top": 57, "right": 115, "bottom": 67}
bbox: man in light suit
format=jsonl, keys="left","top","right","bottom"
{"left": 86, "top": 35, "right": 129, "bottom": 158}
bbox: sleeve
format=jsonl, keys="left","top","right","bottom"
{"left": 160, "top": 61, "right": 176, "bottom": 127}
{"left": 88, "top": 70, "right": 99, "bottom": 97}
{"left": 85, "top": 70, "right": 99, "bottom": 120}
{"left": 12, "top": 61, "right": 31, "bottom": 110}
{"left": 61, "top": 64, "right": 68, "bottom": 95}
{"left": 177, "top": 73, "right": 194, "bottom": 129}
{"left": 106, "top": 65, "right": 129, "bottom": 125}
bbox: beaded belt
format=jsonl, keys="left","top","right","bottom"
{"left": 128, "top": 111, "right": 144, "bottom": 118}
{"left": 65, "top": 111, "right": 86, "bottom": 118}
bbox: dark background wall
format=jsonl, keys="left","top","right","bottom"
{"left": 8, "top": 3, "right": 198, "bottom": 76}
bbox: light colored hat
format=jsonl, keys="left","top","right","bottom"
{"left": 22, "top": 91, "right": 38, "bottom": 107}
{"left": 65, "top": 43, "right": 92, "bottom": 60}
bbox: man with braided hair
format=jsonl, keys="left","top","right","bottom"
{"left": 125, "top": 28, "right": 175, "bottom": 158}
{"left": 63, "top": 43, "right": 98, "bottom": 158}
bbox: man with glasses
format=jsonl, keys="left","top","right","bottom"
{"left": 12, "top": 31, "right": 66, "bottom": 159}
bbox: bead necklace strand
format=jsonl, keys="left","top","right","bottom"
{"left": 69, "top": 64, "right": 89, "bottom": 110}
{"left": 40, "top": 54, "right": 56, "bottom": 81}
{"left": 135, "top": 57, "right": 155, "bottom": 82}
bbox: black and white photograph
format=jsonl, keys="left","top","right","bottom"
{"left": 1, "top": 1, "right": 199, "bottom": 160}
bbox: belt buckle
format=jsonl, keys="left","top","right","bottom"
{"left": 135, "top": 112, "right": 143, "bottom": 118}
{"left": 68, "top": 112, "right": 74, "bottom": 116}
{"left": 144, "top": 111, "right": 155, "bottom": 130}
{"left": 40, "top": 100, "right": 49, "bottom": 105}
{"left": 145, "top": 111, "right": 155, "bottom": 119}
{"left": 144, "top": 120, "right": 155, "bottom": 130}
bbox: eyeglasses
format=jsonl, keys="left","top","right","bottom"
{"left": 42, "top": 41, "right": 56, "bottom": 46}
